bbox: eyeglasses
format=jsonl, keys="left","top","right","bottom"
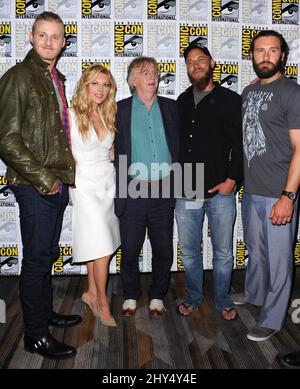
{"left": 90, "top": 81, "right": 111, "bottom": 89}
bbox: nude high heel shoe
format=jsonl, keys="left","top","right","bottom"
{"left": 81, "top": 292, "right": 100, "bottom": 317}
{"left": 98, "top": 306, "right": 117, "bottom": 327}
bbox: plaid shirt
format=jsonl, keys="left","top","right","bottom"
{"left": 51, "top": 68, "right": 71, "bottom": 149}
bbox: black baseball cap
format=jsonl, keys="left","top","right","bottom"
{"left": 183, "top": 41, "right": 212, "bottom": 60}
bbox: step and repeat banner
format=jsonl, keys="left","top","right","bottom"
{"left": 1, "top": 0, "right": 300, "bottom": 275}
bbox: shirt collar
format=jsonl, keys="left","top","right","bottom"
{"left": 133, "top": 93, "right": 158, "bottom": 107}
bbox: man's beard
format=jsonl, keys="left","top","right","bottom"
{"left": 253, "top": 57, "right": 283, "bottom": 79}
{"left": 188, "top": 66, "right": 213, "bottom": 90}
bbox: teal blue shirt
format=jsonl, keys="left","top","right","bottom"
{"left": 130, "top": 94, "right": 172, "bottom": 180}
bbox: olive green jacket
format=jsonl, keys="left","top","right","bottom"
{"left": 0, "top": 49, "right": 75, "bottom": 194}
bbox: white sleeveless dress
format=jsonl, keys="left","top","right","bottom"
{"left": 68, "top": 108, "right": 120, "bottom": 263}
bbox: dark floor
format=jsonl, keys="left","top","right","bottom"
{"left": 0, "top": 269, "right": 300, "bottom": 372}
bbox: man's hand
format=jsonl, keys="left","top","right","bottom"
{"left": 208, "top": 178, "right": 236, "bottom": 195}
{"left": 47, "top": 179, "right": 60, "bottom": 195}
{"left": 269, "top": 196, "right": 294, "bottom": 225}
{"left": 269, "top": 130, "right": 300, "bottom": 225}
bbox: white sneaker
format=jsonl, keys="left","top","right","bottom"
{"left": 122, "top": 299, "right": 136, "bottom": 316}
{"left": 247, "top": 325, "right": 277, "bottom": 342}
{"left": 149, "top": 299, "right": 166, "bottom": 316}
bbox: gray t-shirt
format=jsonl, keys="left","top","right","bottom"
{"left": 193, "top": 88, "right": 210, "bottom": 106}
{"left": 242, "top": 75, "right": 300, "bottom": 198}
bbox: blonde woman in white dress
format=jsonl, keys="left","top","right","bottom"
{"left": 69, "top": 64, "right": 120, "bottom": 326}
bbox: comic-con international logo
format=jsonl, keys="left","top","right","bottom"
{"left": 57, "top": 59, "right": 78, "bottom": 102}
{"left": 238, "top": 185, "right": 243, "bottom": 203}
{"left": 82, "top": 20, "right": 111, "bottom": 57}
{"left": 48, "top": 0, "right": 77, "bottom": 18}
{"left": 235, "top": 240, "right": 247, "bottom": 269}
{"left": 0, "top": 245, "right": 19, "bottom": 274}
{"left": 242, "top": 0, "right": 268, "bottom": 24}
{"left": 115, "top": 247, "right": 121, "bottom": 273}
{"left": 82, "top": 60, "right": 111, "bottom": 72}
{"left": 113, "top": 246, "right": 143, "bottom": 273}
{"left": 280, "top": 27, "right": 298, "bottom": 61}
{"left": 158, "top": 61, "right": 176, "bottom": 95}
{"left": 0, "top": 208, "right": 17, "bottom": 242}
{"left": 15, "top": 20, "right": 33, "bottom": 58}
{"left": 0, "top": 176, "right": 15, "bottom": 206}
{"left": 0, "top": 23, "right": 11, "bottom": 57}
{"left": 180, "top": 0, "right": 208, "bottom": 21}
{"left": 272, "top": 0, "right": 299, "bottom": 24}
{"left": 284, "top": 64, "right": 298, "bottom": 82}
{"left": 16, "top": 0, "right": 45, "bottom": 18}
{"left": 213, "top": 62, "right": 238, "bottom": 92}
{"left": 177, "top": 243, "right": 185, "bottom": 271}
{"left": 148, "top": 22, "right": 176, "bottom": 58}
{"left": 114, "top": 23, "right": 143, "bottom": 57}
{"left": 53, "top": 246, "right": 81, "bottom": 275}
{"left": 211, "top": 24, "right": 239, "bottom": 60}
{"left": 179, "top": 24, "right": 208, "bottom": 57}
{"left": 211, "top": 0, "right": 239, "bottom": 22}
{"left": 82, "top": 0, "right": 111, "bottom": 19}
{"left": 294, "top": 239, "right": 300, "bottom": 265}
{"left": 241, "top": 27, "right": 262, "bottom": 60}
{"left": 147, "top": 0, "right": 176, "bottom": 19}
{"left": 114, "top": 0, "right": 143, "bottom": 19}
{"left": 0, "top": 59, "right": 12, "bottom": 79}
{"left": 0, "top": 0, "right": 11, "bottom": 19}
{"left": 63, "top": 23, "right": 78, "bottom": 57}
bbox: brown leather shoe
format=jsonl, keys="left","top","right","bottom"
{"left": 149, "top": 299, "right": 166, "bottom": 316}
{"left": 122, "top": 299, "right": 136, "bottom": 316}
{"left": 122, "top": 307, "right": 136, "bottom": 316}
{"left": 149, "top": 307, "right": 166, "bottom": 316}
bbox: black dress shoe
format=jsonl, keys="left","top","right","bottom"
{"left": 24, "top": 334, "right": 77, "bottom": 359}
{"left": 281, "top": 351, "right": 300, "bottom": 367}
{"left": 48, "top": 311, "right": 82, "bottom": 328}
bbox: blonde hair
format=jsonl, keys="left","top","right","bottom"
{"left": 72, "top": 64, "right": 117, "bottom": 139}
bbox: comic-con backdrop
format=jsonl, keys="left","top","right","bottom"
{"left": 0, "top": 0, "right": 300, "bottom": 276}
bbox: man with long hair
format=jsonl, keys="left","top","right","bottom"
{"left": 236, "top": 30, "right": 300, "bottom": 343}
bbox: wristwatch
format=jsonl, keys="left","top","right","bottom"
{"left": 281, "top": 191, "right": 297, "bottom": 200}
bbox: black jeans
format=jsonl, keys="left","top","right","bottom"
{"left": 119, "top": 197, "right": 174, "bottom": 300}
{"left": 13, "top": 184, "right": 69, "bottom": 338}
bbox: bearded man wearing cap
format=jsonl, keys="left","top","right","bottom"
{"left": 175, "top": 42, "right": 243, "bottom": 321}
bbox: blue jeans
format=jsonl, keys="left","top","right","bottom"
{"left": 175, "top": 193, "right": 236, "bottom": 310}
{"left": 242, "top": 193, "right": 297, "bottom": 330}
{"left": 12, "top": 184, "right": 69, "bottom": 338}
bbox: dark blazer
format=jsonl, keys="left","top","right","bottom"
{"left": 114, "top": 95, "right": 179, "bottom": 217}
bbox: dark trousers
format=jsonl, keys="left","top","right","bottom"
{"left": 13, "top": 184, "right": 69, "bottom": 338}
{"left": 119, "top": 197, "right": 174, "bottom": 300}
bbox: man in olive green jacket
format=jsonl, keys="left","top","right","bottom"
{"left": 0, "top": 12, "right": 81, "bottom": 359}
